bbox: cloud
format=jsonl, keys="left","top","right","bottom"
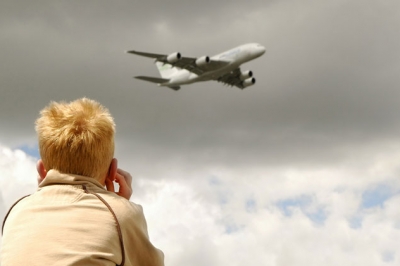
{"left": 0, "top": 144, "right": 37, "bottom": 205}
{"left": 1, "top": 0, "right": 400, "bottom": 265}
{"left": 0, "top": 144, "right": 37, "bottom": 245}
{"left": 0, "top": 191, "right": 5, "bottom": 224}
{"left": 1, "top": 0, "right": 400, "bottom": 165}
{"left": 131, "top": 149, "right": 400, "bottom": 266}
{"left": 1, "top": 141, "right": 400, "bottom": 265}
{"left": 362, "top": 183, "right": 400, "bottom": 209}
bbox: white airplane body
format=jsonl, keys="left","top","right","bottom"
{"left": 127, "top": 43, "right": 266, "bottom": 90}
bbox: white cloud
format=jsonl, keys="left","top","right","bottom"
{"left": 1, "top": 141, "right": 400, "bottom": 265}
{"left": 130, "top": 153, "right": 400, "bottom": 266}
{"left": 0, "top": 143, "right": 38, "bottom": 246}
{"left": 0, "top": 191, "right": 5, "bottom": 225}
{"left": 0, "top": 144, "right": 37, "bottom": 207}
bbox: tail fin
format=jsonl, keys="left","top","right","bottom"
{"left": 155, "top": 62, "right": 180, "bottom": 79}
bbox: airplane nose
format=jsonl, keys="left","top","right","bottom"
{"left": 259, "top": 46, "right": 266, "bottom": 55}
{"left": 252, "top": 44, "right": 266, "bottom": 57}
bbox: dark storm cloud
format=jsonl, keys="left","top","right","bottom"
{"left": 115, "top": 0, "right": 400, "bottom": 171}
{"left": 1, "top": 0, "right": 400, "bottom": 172}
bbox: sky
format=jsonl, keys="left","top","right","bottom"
{"left": 1, "top": 0, "right": 400, "bottom": 265}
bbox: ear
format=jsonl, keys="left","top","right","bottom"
{"left": 106, "top": 158, "right": 118, "bottom": 181}
{"left": 36, "top": 159, "right": 47, "bottom": 182}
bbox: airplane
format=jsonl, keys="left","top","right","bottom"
{"left": 126, "top": 43, "right": 266, "bottom": 90}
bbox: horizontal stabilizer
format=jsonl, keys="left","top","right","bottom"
{"left": 135, "top": 76, "right": 170, "bottom": 84}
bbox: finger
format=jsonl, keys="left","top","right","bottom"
{"left": 114, "top": 172, "right": 128, "bottom": 192}
{"left": 117, "top": 168, "right": 132, "bottom": 186}
{"left": 114, "top": 171, "right": 132, "bottom": 200}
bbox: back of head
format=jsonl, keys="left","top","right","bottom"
{"left": 35, "top": 98, "right": 115, "bottom": 180}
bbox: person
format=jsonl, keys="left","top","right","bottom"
{"left": 0, "top": 98, "right": 164, "bottom": 266}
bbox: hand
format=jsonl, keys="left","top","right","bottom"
{"left": 105, "top": 168, "right": 133, "bottom": 200}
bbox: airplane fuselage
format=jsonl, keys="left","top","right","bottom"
{"left": 165, "top": 43, "right": 265, "bottom": 86}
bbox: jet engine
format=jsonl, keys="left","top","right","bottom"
{"left": 242, "top": 77, "right": 256, "bottom": 88}
{"left": 240, "top": 70, "right": 253, "bottom": 80}
{"left": 195, "top": 56, "right": 210, "bottom": 67}
{"left": 167, "top": 52, "right": 181, "bottom": 63}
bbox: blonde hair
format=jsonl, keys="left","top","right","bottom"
{"left": 35, "top": 98, "right": 115, "bottom": 180}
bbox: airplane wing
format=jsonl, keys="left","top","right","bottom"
{"left": 215, "top": 68, "right": 248, "bottom": 89}
{"left": 127, "top": 50, "right": 168, "bottom": 59}
{"left": 127, "top": 50, "right": 230, "bottom": 75}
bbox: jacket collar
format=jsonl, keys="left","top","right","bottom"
{"left": 39, "top": 169, "right": 105, "bottom": 190}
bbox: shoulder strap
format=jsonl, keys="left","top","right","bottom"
{"left": 82, "top": 184, "right": 125, "bottom": 266}
{"left": 2, "top": 195, "right": 31, "bottom": 235}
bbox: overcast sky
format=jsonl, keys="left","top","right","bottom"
{"left": 1, "top": 0, "right": 400, "bottom": 265}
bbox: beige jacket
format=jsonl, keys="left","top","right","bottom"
{"left": 0, "top": 170, "right": 164, "bottom": 266}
